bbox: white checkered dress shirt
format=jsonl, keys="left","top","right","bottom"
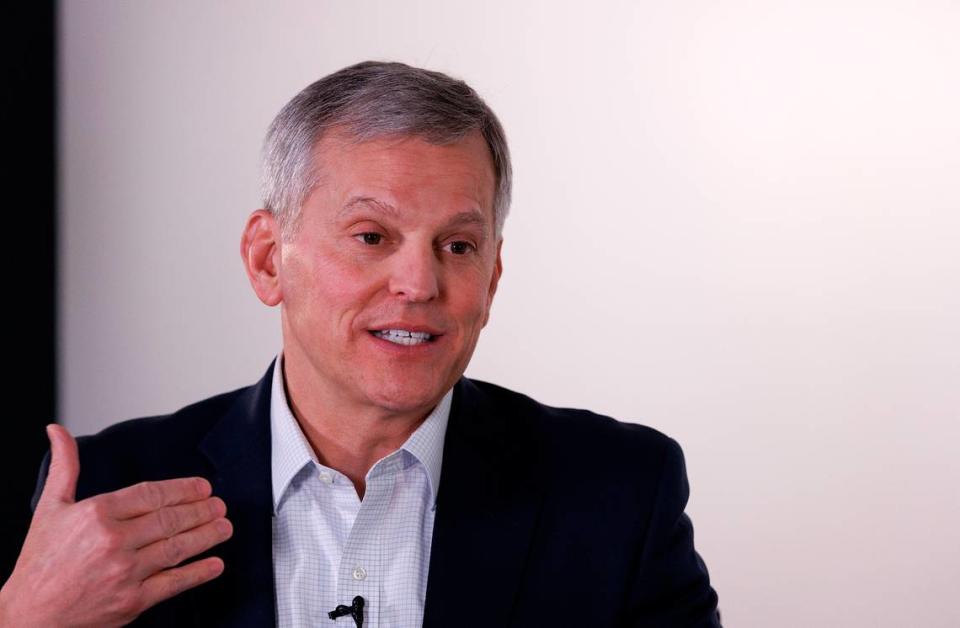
{"left": 270, "top": 354, "right": 451, "bottom": 627}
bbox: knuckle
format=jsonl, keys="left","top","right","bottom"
{"left": 208, "top": 496, "right": 225, "bottom": 517}
{"left": 102, "top": 553, "right": 136, "bottom": 584}
{"left": 79, "top": 502, "right": 120, "bottom": 550}
{"left": 83, "top": 497, "right": 111, "bottom": 523}
{"left": 156, "top": 506, "right": 181, "bottom": 537}
{"left": 97, "top": 526, "right": 126, "bottom": 552}
{"left": 113, "top": 590, "right": 145, "bottom": 621}
{"left": 162, "top": 536, "right": 186, "bottom": 566}
{"left": 139, "top": 481, "right": 165, "bottom": 510}
{"left": 165, "top": 567, "right": 187, "bottom": 594}
{"left": 195, "top": 501, "right": 215, "bottom": 526}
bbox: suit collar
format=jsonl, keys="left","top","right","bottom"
{"left": 269, "top": 351, "right": 453, "bottom": 513}
{"left": 188, "top": 364, "right": 544, "bottom": 628}
{"left": 199, "top": 359, "right": 275, "bottom": 469}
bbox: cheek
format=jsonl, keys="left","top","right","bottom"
{"left": 289, "top": 252, "right": 384, "bottom": 331}
{"left": 452, "top": 277, "right": 496, "bottom": 330}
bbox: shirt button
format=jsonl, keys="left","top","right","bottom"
{"left": 352, "top": 566, "right": 367, "bottom": 581}
{"left": 319, "top": 471, "right": 333, "bottom": 485}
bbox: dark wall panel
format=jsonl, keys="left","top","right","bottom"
{"left": 0, "top": 2, "right": 57, "bottom": 580}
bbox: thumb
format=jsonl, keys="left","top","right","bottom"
{"left": 38, "top": 423, "right": 80, "bottom": 507}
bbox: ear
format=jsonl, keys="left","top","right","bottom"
{"left": 240, "top": 209, "right": 283, "bottom": 306}
{"left": 482, "top": 238, "right": 504, "bottom": 327}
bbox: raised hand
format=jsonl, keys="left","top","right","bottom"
{"left": 0, "top": 424, "right": 233, "bottom": 627}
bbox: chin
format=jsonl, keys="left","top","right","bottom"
{"left": 370, "top": 393, "right": 442, "bottom": 416}
{"left": 365, "top": 376, "right": 449, "bottom": 416}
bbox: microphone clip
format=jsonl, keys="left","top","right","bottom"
{"left": 328, "top": 595, "right": 365, "bottom": 628}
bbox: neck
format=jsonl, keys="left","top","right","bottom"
{"left": 280, "top": 356, "right": 433, "bottom": 499}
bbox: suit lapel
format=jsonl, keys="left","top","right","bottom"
{"left": 188, "top": 361, "right": 277, "bottom": 627}
{"left": 422, "top": 378, "right": 545, "bottom": 628}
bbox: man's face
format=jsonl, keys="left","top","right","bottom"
{"left": 277, "top": 130, "right": 502, "bottom": 418}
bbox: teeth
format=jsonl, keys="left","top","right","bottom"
{"left": 373, "top": 329, "right": 434, "bottom": 345}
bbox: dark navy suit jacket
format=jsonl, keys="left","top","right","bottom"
{"left": 33, "top": 361, "right": 720, "bottom": 627}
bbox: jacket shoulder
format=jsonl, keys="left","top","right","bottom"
{"left": 461, "top": 377, "right": 681, "bottom": 471}
{"left": 33, "top": 383, "right": 256, "bottom": 507}
{"left": 81, "top": 384, "right": 251, "bottom": 455}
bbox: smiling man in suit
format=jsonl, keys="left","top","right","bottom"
{"left": 1, "top": 61, "right": 721, "bottom": 627}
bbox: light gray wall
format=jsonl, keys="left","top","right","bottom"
{"left": 60, "top": 2, "right": 960, "bottom": 626}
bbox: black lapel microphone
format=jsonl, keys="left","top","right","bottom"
{"left": 328, "top": 595, "right": 365, "bottom": 627}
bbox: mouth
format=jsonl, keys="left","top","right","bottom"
{"left": 369, "top": 329, "right": 439, "bottom": 346}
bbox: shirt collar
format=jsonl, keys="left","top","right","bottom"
{"left": 270, "top": 352, "right": 451, "bottom": 514}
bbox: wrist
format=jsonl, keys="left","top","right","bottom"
{"left": 0, "top": 583, "right": 15, "bottom": 625}
{"left": 0, "top": 580, "right": 45, "bottom": 628}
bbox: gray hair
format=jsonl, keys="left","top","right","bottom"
{"left": 261, "top": 61, "right": 512, "bottom": 240}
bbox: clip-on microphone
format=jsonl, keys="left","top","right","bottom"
{"left": 328, "top": 595, "right": 365, "bottom": 627}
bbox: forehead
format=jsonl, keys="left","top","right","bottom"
{"left": 309, "top": 129, "right": 496, "bottom": 223}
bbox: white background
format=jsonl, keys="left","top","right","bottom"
{"left": 60, "top": 2, "right": 959, "bottom": 626}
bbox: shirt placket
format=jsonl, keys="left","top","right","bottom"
{"left": 334, "top": 454, "right": 400, "bottom": 627}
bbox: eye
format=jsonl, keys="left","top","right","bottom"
{"left": 356, "top": 232, "right": 382, "bottom": 245}
{"left": 445, "top": 240, "right": 476, "bottom": 255}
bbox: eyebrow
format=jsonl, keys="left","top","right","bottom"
{"left": 339, "top": 196, "right": 491, "bottom": 235}
{"left": 339, "top": 196, "right": 399, "bottom": 219}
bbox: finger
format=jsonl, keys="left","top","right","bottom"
{"left": 37, "top": 424, "right": 80, "bottom": 508}
{"left": 103, "top": 477, "right": 213, "bottom": 520}
{"left": 135, "top": 517, "right": 233, "bottom": 579}
{"left": 122, "top": 497, "right": 227, "bottom": 549}
{"left": 139, "top": 556, "right": 225, "bottom": 610}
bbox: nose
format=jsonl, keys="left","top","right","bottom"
{"left": 387, "top": 243, "right": 440, "bottom": 302}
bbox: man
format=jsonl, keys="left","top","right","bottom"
{"left": 0, "top": 61, "right": 720, "bottom": 627}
